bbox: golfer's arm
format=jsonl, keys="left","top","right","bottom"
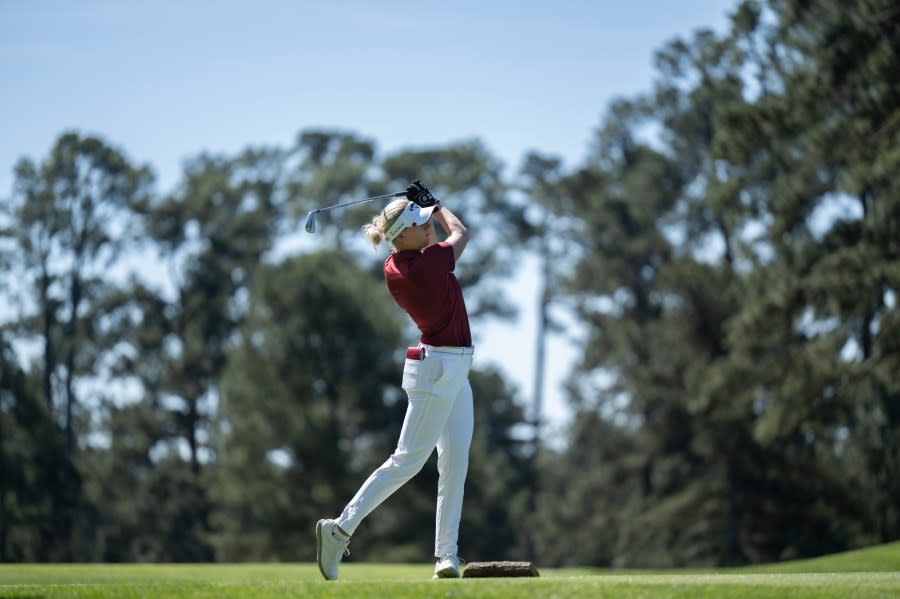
{"left": 435, "top": 207, "right": 469, "bottom": 260}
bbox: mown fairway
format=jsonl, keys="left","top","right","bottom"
{"left": 2, "top": 542, "right": 898, "bottom": 598}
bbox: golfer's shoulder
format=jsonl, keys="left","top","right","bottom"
{"left": 386, "top": 249, "right": 428, "bottom": 278}
{"left": 422, "top": 242, "right": 455, "bottom": 266}
{"left": 424, "top": 241, "right": 454, "bottom": 256}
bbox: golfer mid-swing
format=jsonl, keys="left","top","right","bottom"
{"left": 316, "top": 181, "right": 474, "bottom": 580}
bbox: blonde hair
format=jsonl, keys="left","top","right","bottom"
{"left": 362, "top": 198, "right": 412, "bottom": 246}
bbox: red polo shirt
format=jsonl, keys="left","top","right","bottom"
{"left": 384, "top": 241, "right": 472, "bottom": 347}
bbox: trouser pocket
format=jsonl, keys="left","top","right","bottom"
{"left": 431, "top": 355, "right": 473, "bottom": 400}
{"left": 401, "top": 356, "right": 443, "bottom": 394}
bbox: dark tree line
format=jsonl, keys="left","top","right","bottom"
{"left": 1, "top": 0, "right": 898, "bottom": 566}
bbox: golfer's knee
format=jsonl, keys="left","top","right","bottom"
{"left": 438, "top": 443, "right": 470, "bottom": 465}
{"left": 388, "top": 450, "right": 429, "bottom": 477}
{"left": 437, "top": 451, "right": 469, "bottom": 477}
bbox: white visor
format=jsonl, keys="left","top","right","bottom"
{"left": 386, "top": 202, "right": 437, "bottom": 241}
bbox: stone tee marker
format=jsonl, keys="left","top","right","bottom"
{"left": 461, "top": 561, "right": 540, "bottom": 578}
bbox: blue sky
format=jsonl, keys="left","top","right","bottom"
{"left": 1, "top": 0, "right": 736, "bottom": 436}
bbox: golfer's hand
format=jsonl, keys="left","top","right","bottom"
{"left": 406, "top": 180, "right": 439, "bottom": 208}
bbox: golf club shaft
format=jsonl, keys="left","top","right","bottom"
{"left": 311, "top": 191, "right": 406, "bottom": 214}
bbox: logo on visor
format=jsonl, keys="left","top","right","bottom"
{"left": 386, "top": 202, "right": 430, "bottom": 241}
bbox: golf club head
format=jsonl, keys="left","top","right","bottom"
{"left": 304, "top": 211, "right": 317, "bottom": 234}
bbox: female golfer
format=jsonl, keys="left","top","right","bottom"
{"left": 316, "top": 182, "right": 474, "bottom": 580}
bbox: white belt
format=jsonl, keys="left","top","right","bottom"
{"left": 422, "top": 344, "right": 474, "bottom": 356}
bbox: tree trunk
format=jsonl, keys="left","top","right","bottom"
{"left": 63, "top": 271, "right": 82, "bottom": 452}
{"left": 189, "top": 396, "right": 200, "bottom": 475}
{"left": 40, "top": 267, "right": 55, "bottom": 413}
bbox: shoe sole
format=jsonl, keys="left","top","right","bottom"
{"left": 315, "top": 520, "right": 328, "bottom": 580}
{"left": 433, "top": 567, "right": 460, "bottom": 579}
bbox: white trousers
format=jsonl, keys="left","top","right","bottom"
{"left": 337, "top": 347, "right": 474, "bottom": 558}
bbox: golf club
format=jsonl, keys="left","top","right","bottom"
{"left": 304, "top": 191, "right": 408, "bottom": 233}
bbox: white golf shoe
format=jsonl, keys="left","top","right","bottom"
{"left": 433, "top": 554, "right": 463, "bottom": 579}
{"left": 316, "top": 519, "right": 350, "bottom": 580}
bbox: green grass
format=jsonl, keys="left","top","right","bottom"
{"left": 1, "top": 542, "right": 898, "bottom": 598}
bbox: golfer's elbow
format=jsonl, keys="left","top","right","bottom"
{"left": 450, "top": 224, "right": 469, "bottom": 248}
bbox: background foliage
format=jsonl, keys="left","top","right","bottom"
{"left": 1, "top": 0, "right": 898, "bottom": 566}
